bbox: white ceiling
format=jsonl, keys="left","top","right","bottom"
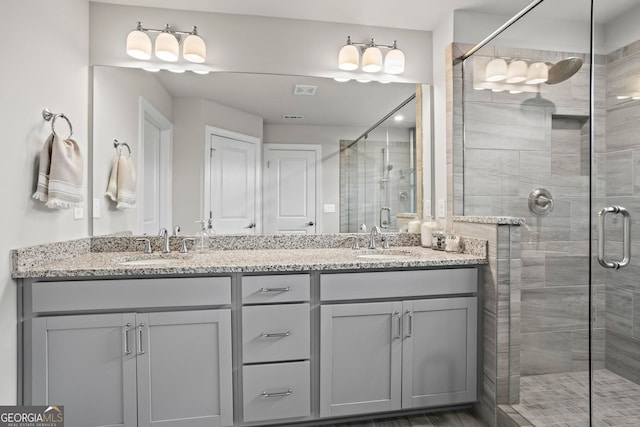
{"left": 91, "top": 0, "right": 638, "bottom": 31}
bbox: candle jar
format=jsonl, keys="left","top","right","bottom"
{"left": 445, "top": 233, "right": 461, "bottom": 252}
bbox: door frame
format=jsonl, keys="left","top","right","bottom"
{"left": 263, "top": 143, "right": 323, "bottom": 234}
{"left": 138, "top": 97, "right": 173, "bottom": 234}
{"left": 204, "top": 126, "right": 262, "bottom": 234}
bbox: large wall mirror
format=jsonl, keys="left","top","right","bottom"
{"left": 92, "top": 65, "right": 423, "bottom": 235}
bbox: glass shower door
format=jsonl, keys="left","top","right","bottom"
{"left": 591, "top": 1, "right": 640, "bottom": 425}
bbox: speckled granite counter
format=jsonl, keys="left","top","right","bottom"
{"left": 12, "top": 246, "right": 486, "bottom": 279}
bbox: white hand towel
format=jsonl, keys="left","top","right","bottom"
{"left": 105, "top": 153, "right": 136, "bottom": 209}
{"left": 45, "top": 136, "right": 84, "bottom": 209}
{"left": 33, "top": 133, "right": 83, "bottom": 208}
{"left": 32, "top": 133, "right": 54, "bottom": 202}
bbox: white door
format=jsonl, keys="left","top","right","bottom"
{"left": 264, "top": 144, "right": 321, "bottom": 234}
{"left": 139, "top": 98, "right": 172, "bottom": 235}
{"left": 209, "top": 132, "right": 258, "bottom": 234}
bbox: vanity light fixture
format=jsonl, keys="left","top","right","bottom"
{"left": 485, "top": 58, "right": 508, "bottom": 82}
{"left": 526, "top": 62, "right": 548, "bottom": 84}
{"left": 506, "top": 60, "right": 528, "bottom": 83}
{"left": 338, "top": 37, "right": 405, "bottom": 75}
{"left": 126, "top": 22, "right": 207, "bottom": 64}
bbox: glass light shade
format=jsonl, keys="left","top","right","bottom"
{"left": 192, "top": 69, "right": 210, "bottom": 75}
{"left": 168, "top": 68, "right": 185, "bottom": 73}
{"left": 333, "top": 77, "right": 350, "bottom": 82}
{"left": 338, "top": 44, "right": 359, "bottom": 71}
{"left": 155, "top": 32, "right": 179, "bottom": 62}
{"left": 183, "top": 33, "right": 206, "bottom": 63}
{"left": 509, "top": 90, "right": 524, "bottom": 94}
{"left": 126, "top": 30, "right": 152, "bottom": 60}
{"left": 362, "top": 46, "right": 383, "bottom": 73}
{"left": 356, "top": 78, "right": 372, "bottom": 83}
{"left": 485, "top": 58, "right": 507, "bottom": 82}
{"left": 526, "top": 62, "right": 548, "bottom": 84}
{"left": 142, "top": 67, "right": 160, "bottom": 72}
{"left": 506, "top": 60, "right": 528, "bottom": 83}
{"left": 384, "top": 48, "right": 405, "bottom": 74}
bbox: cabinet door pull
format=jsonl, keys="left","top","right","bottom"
{"left": 259, "top": 286, "right": 292, "bottom": 293}
{"left": 123, "top": 323, "right": 132, "bottom": 355}
{"left": 260, "top": 331, "right": 292, "bottom": 338}
{"left": 137, "top": 323, "right": 145, "bottom": 355}
{"left": 405, "top": 309, "right": 413, "bottom": 338}
{"left": 394, "top": 311, "right": 401, "bottom": 340}
{"left": 261, "top": 389, "right": 293, "bottom": 398}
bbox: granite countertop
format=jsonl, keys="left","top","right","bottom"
{"left": 12, "top": 246, "right": 487, "bottom": 279}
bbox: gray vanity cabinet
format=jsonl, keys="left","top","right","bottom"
{"left": 26, "top": 309, "right": 233, "bottom": 427}
{"left": 319, "top": 269, "right": 478, "bottom": 419}
{"left": 25, "top": 313, "right": 137, "bottom": 427}
{"left": 319, "top": 302, "right": 403, "bottom": 417}
{"left": 22, "top": 277, "right": 234, "bottom": 427}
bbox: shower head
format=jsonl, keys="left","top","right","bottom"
{"left": 545, "top": 57, "right": 583, "bottom": 85}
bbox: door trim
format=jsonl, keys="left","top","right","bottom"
{"left": 204, "top": 126, "right": 261, "bottom": 234}
{"left": 263, "top": 143, "right": 323, "bottom": 234}
{"left": 138, "top": 97, "right": 173, "bottom": 234}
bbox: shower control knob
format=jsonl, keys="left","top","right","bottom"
{"left": 307, "top": 221, "right": 314, "bottom": 226}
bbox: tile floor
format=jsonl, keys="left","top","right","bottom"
{"left": 322, "top": 409, "right": 485, "bottom": 426}
{"left": 513, "top": 369, "right": 640, "bottom": 426}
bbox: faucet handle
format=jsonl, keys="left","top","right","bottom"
{"left": 158, "top": 227, "right": 167, "bottom": 236}
{"left": 173, "top": 225, "right": 181, "bottom": 236}
{"left": 136, "top": 238, "right": 152, "bottom": 254}
{"left": 180, "top": 238, "right": 196, "bottom": 253}
{"left": 380, "top": 234, "right": 390, "bottom": 249}
{"left": 351, "top": 236, "right": 360, "bottom": 250}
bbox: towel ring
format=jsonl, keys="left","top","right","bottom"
{"left": 42, "top": 109, "right": 73, "bottom": 139}
{"left": 113, "top": 139, "right": 132, "bottom": 157}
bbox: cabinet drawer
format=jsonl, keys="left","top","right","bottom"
{"left": 243, "top": 361, "right": 310, "bottom": 422}
{"left": 242, "top": 304, "right": 310, "bottom": 363}
{"left": 321, "top": 268, "right": 477, "bottom": 301}
{"left": 242, "top": 274, "right": 310, "bottom": 304}
{"left": 27, "top": 277, "right": 231, "bottom": 314}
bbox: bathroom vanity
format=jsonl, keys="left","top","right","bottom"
{"left": 14, "top": 242, "right": 484, "bottom": 427}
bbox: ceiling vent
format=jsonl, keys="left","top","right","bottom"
{"left": 293, "top": 85, "right": 317, "bottom": 96}
{"left": 282, "top": 114, "right": 304, "bottom": 120}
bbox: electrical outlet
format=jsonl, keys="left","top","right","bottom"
{"left": 438, "top": 199, "right": 446, "bottom": 218}
{"left": 73, "top": 207, "right": 84, "bottom": 220}
{"left": 424, "top": 200, "right": 432, "bottom": 217}
{"left": 92, "top": 198, "right": 101, "bottom": 219}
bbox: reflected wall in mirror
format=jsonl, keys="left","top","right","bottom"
{"left": 92, "top": 66, "right": 420, "bottom": 235}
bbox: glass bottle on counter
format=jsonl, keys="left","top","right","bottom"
{"left": 194, "top": 220, "right": 210, "bottom": 252}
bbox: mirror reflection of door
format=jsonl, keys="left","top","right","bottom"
{"left": 140, "top": 98, "right": 172, "bottom": 235}
{"left": 263, "top": 144, "right": 321, "bottom": 234}
{"left": 207, "top": 128, "right": 259, "bottom": 235}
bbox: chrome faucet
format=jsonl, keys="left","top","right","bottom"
{"left": 368, "top": 225, "right": 381, "bottom": 249}
{"left": 158, "top": 228, "right": 170, "bottom": 253}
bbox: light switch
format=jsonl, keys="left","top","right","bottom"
{"left": 438, "top": 199, "right": 446, "bottom": 218}
{"left": 323, "top": 204, "right": 336, "bottom": 213}
{"left": 93, "top": 198, "right": 101, "bottom": 219}
{"left": 73, "top": 207, "right": 84, "bottom": 220}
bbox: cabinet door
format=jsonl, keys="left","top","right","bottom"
{"left": 402, "top": 297, "right": 477, "bottom": 408}
{"left": 320, "top": 302, "right": 402, "bottom": 417}
{"left": 135, "top": 309, "right": 233, "bottom": 427}
{"left": 26, "top": 313, "right": 137, "bottom": 427}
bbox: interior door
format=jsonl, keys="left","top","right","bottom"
{"left": 209, "top": 133, "right": 257, "bottom": 234}
{"left": 264, "top": 144, "right": 320, "bottom": 234}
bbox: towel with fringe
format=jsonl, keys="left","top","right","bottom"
{"left": 105, "top": 153, "right": 136, "bottom": 209}
{"left": 32, "top": 133, "right": 84, "bottom": 208}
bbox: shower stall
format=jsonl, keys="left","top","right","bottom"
{"left": 456, "top": 0, "right": 640, "bottom": 425}
{"left": 340, "top": 96, "right": 417, "bottom": 232}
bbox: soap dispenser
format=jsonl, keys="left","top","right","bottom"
{"left": 194, "top": 220, "right": 210, "bottom": 252}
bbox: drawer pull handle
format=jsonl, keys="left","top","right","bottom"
{"left": 137, "top": 323, "right": 145, "bottom": 355}
{"left": 261, "top": 389, "right": 293, "bottom": 398}
{"left": 259, "top": 287, "right": 292, "bottom": 293}
{"left": 123, "top": 323, "right": 132, "bottom": 355}
{"left": 260, "top": 330, "right": 292, "bottom": 338}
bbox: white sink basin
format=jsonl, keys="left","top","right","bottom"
{"left": 113, "top": 254, "right": 191, "bottom": 266}
{"left": 353, "top": 249, "right": 414, "bottom": 260}
{"left": 117, "top": 259, "right": 179, "bottom": 266}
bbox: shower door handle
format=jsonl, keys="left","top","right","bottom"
{"left": 597, "top": 206, "right": 631, "bottom": 269}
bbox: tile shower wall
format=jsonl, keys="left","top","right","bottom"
{"left": 340, "top": 139, "right": 415, "bottom": 232}
{"left": 603, "top": 40, "right": 640, "bottom": 385}
{"left": 459, "top": 45, "right": 606, "bottom": 377}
